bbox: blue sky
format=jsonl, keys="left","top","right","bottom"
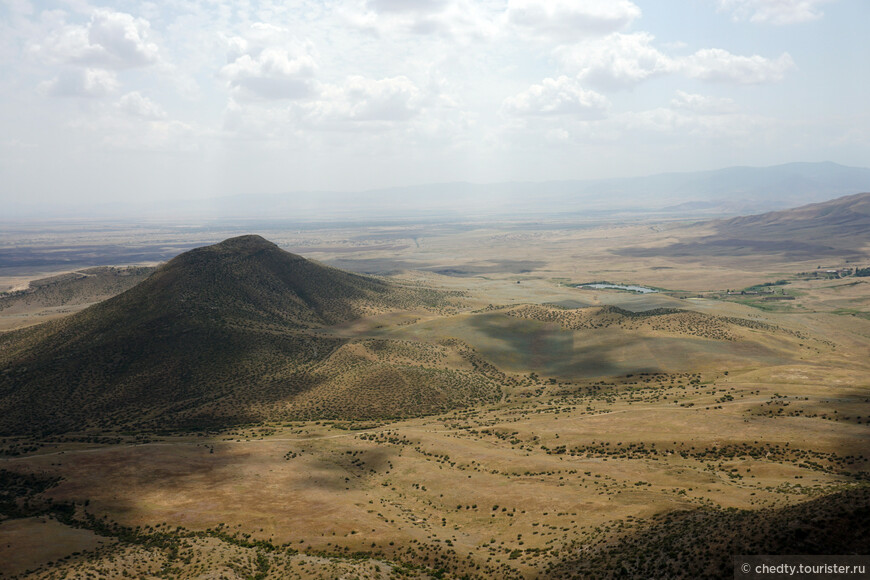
{"left": 0, "top": 0, "right": 867, "bottom": 206}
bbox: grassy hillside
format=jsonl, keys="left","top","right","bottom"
{"left": 0, "top": 235, "right": 472, "bottom": 434}
{"left": 0, "top": 266, "right": 155, "bottom": 331}
{"left": 719, "top": 190, "right": 870, "bottom": 241}
{"left": 550, "top": 487, "right": 870, "bottom": 578}
{"left": 620, "top": 191, "right": 870, "bottom": 260}
{"left": 0, "top": 266, "right": 155, "bottom": 312}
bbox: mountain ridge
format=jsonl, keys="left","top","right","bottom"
{"left": 619, "top": 191, "right": 870, "bottom": 260}
{"left": 9, "top": 162, "right": 870, "bottom": 220}
{"left": 717, "top": 190, "right": 870, "bottom": 236}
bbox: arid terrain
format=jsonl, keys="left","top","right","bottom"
{"left": 0, "top": 194, "right": 868, "bottom": 578}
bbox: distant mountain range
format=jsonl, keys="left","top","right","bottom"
{"left": 8, "top": 162, "right": 870, "bottom": 220}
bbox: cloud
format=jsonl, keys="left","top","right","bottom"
{"left": 507, "top": 0, "right": 641, "bottom": 40}
{"left": 64, "top": 105, "right": 196, "bottom": 152}
{"left": 670, "top": 90, "right": 737, "bottom": 114}
{"left": 366, "top": 0, "right": 449, "bottom": 15}
{"left": 221, "top": 99, "right": 292, "bottom": 140}
{"left": 681, "top": 49, "right": 795, "bottom": 83}
{"left": 717, "top": 0, "right": 835, "bottom": 25}
{"left": 224, "top": 23, "right": 303, "bottom": 62}
{"left": 220, "top": 25, "right": 317, "bottom": 101}
{"left": 221, "top": 47, "right": 317, "bottom": 101}
{"left": 118, "top": 92, "right": 167, "bottom": 119}
{"left": 346, "top": 0, "right": 497, "bottom": 39}
{"left": 38, "top": 68, "right": 118, "bottom": 98}
{"left": 613, "top": 107, "right": 778, "bottom": 141}
{"left": 502, "top": 76, "right": 609, "bottom": 118}
{"left": 100, "top": 118, "right": 196, "bottom": 152}
{"left": 307, "top": 75, "right": 424, "bottom": 125}
{"left": 33, "top": 9, "right": 159, "bottom": 69}
{"left": 221, "top": 73, "right": 435, "bottom": 139}
{"left": 557, "top": 33, "right": 794, "bottom": 89}
{"left": 557, "top": 32, "right": 674, "bottom": 89}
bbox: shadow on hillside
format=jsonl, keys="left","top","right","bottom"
{"left": 548, "top": 487, "right": 870, "bottom": 579}
{"left": 42, "top": 435, "right": 402, "bottom": 522}
{"left": 615, "top": 237, "right": 851, "bottom": 260}
{"left": 0, "top": 243, "right": 204, "bottom": 275}
{"left": 325, "top": 257, "right": 546, "bottom": 276}
{"left": 467, "top": 313, "right": 659, "bottom": 377}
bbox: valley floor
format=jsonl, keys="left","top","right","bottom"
{"left": 1, "top": 359, "right": 868, "bottom": 578}
{"left": 1, "top": 217, "right": 868, "bottom": 578}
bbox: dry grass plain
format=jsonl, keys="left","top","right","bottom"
{"left": 0, "top": 216, "right": 868, "bottom": 578}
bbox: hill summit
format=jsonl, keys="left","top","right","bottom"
{"left": 105, "top": 233, "right": 416, "bottom": 330}
{"left": 0, "top": 236, "right": 475, "bottom": 434}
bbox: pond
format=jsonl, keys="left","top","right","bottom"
{"left": 581, "top": 283, "right": 658, "bottom": 294}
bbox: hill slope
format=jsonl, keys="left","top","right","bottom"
{"left": 717, "top": 190, "right": 870, "bottom": 241}
{"left": 620, "top": 191, "right": 870, "bottom": 260}
{"left": 0, "top": 266, "right": 155, "bottom": 331}
{"left": 0, "top": 235, "right": 490, "bottom": 434}
{"left": 551, "top": 487, "right": 870, "bottom": 578}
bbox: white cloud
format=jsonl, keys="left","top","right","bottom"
{"left": 224, "top": 23, "right": 303, "bottom": 62}
{"left": 682, "top": 49, "right": 795, "bottom": 84}
{"left": 32, "top": 9, "right": 159, "bottom": 69}
{"left": 118, "top": 91, "right": 166, "bottom": 119}
{"left": 616, "top": 107, "right": 687, "bottom": 134}
{"left": 546, "top": 128, "right": 571, "bottom": 143}
{"left": 220, "top": 73, "right": 440, "bottom": 140}
{"left": 220, "top": 25, "right": 318, "bottom": 101}
{"left": 3, "top": 0, "right": 33, "bottom": 19}
{"left": 557, "top": 34, "right": 794, "bottom": 89}
{"left": 613, "top": 107, "right": 778, "bottom": 141}
{"left": 557, "top": 32, "right": 674, "bottom": 89}
{"left": 221, "top": 47, "right": 317, "bottom": 101}
{"left": 502, "top": 76, "right": 609, "bottom": 118}
{"left": 507, "top": 0, "right": 641, "bottom": 39}
{"left": 346, "top": 0, "right": 497, "bottom": 40}
{"left": 102, "top": 118, "right": 196, "bottom": 152}
{"left": 717, "top": 0, "right": 835, "bottom": 25}
{"left": 501, "top": 92, "right": 772, "bottom": 146}
{"left": 541, "top": 104, "right": 780, "bottom": 150}
{"left": 38, "top": 68, "right": 118, "bottom": 98}
{"left": 307, "top": 75, "right": 424, "bottom": 126}
{"left": 366, "top": 0, "right": 449, "bottom": 15}
{"left": 221, "top": 99, "right": 292, "bottom": 140}
{"left": 671, "top": 90, "right": 738, "bottom": 114}
{"left": 65, "top": 107, "right": 197, "bottom": 152}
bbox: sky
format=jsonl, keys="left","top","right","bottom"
{"left": 0, "top": 0, "right": 868, "bottom": 208}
